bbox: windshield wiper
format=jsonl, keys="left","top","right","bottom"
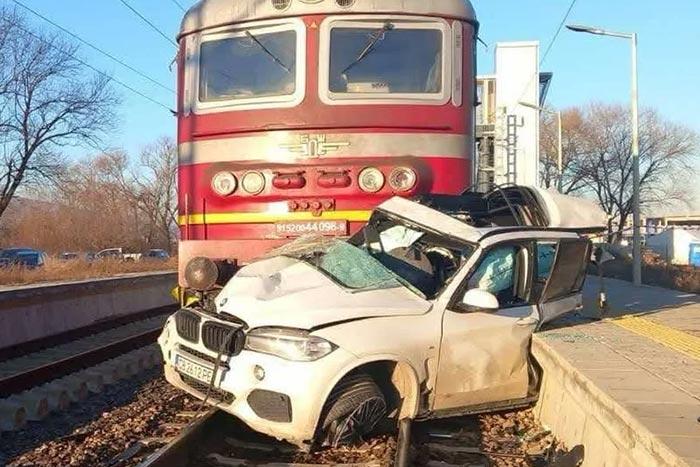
{"left": 245, "top": 31, "right": 291, "bottom": 74}
{"left": 341, "top": 22, "right": 394, "bottom": 77}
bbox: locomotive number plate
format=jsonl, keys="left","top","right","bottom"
{"left": 175, "top": 354, "right": 214, "bottom": 384}
{"left": 275, "top": 220, "right": 348, "bottom": 237}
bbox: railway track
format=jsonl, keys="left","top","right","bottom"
{"left": 131, "top": 408, "right": 570, "bottom": 467}
{"left": 0, "top": 306, "right": 176, "bottom": 431}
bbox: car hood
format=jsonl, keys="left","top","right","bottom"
{"left": 215, "top": 256, "right": 431, "bottom": 330}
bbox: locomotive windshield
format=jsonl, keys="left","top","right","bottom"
{"left": 329, "top": 25, "right": 443, "bottom": 94}
{"left": 199, "top": 29, "right": 297, "bottom": 102}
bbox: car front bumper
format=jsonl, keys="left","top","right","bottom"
{"left": 158, "top": 314, "right": 357, "bottom": 446}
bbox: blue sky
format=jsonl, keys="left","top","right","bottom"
{"left": 13, "top": 0, "right": 700, "bottom": 159}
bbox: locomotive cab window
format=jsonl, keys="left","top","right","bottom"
{"left": 319, "top": 16, "right": 452, "bottom": 104}
{"left": 193, "top": 20, "right": 306, "bottom": 111}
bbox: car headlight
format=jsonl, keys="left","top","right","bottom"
{"left": 358, "top": 167, "right": 385, "bottom": 193}
{"left": 212, "top": 171, "right": 237, "bottom": 196}
{"left": 245, "top": 328, "right": 336, "bottom": 362}
{"left": 389, "top": 167, "right": 417, "bottom": 192}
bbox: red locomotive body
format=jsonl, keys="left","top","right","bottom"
{"left": 177, "top": 0, "right": 478, "bottom": 286}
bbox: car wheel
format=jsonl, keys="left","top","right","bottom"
{"left": 318, "top": 374, "right": 387, "bottom": 448}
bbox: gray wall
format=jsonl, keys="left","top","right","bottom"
{"left": 0, "top": 272, "right": 177, "bottom": 349}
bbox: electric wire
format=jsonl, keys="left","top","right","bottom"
{"left": 10, "top": 0, "right": 174, "bottom": 94}
{"left": 540, "top": 0, "right": 580, "bottom": 66}
{"left": 170, "top": 0, "right": 186, "bottom": 13}
{"left": 515, "top": 0, "right": 581, "bottom": 108}
{"left": 117, "top": 0, "right": 178, "bottom": 47}
{"left": 11, "top": 21, "right": 174, "bottom": 112}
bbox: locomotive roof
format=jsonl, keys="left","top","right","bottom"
{"left": 180, "top": 0, "right": 477, "bottom": 39}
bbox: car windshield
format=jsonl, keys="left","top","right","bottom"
{"left": 199, "top": 29, "right": 296, "bottom": 102}
{"left": 267, "top": 236, "right": 422, "bottom": 296}
{"left": 329, "top": 26, "right": 442, "bottom": 94}
{"left": 269, "top": 215, "right": 473, "bottom": 299}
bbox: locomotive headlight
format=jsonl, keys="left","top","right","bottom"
{"left": 358, "top": 167, "right": 385, "bottom": 193}
{"left": 211, "top": 171, "right": 237, "bottom": 196}
{"left": 241, "top": 171, "right": 266, "bottom": 195}
{"left": 389, "top": 167, "right": 417, "bottom": 192}
{"left": 184, "top": 257, "right": 219, "bottom": 291}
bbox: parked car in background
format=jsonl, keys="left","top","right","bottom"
{"left": 59, "top": 252, "right": 80, "bottom": 261}
{"left": 0, "top": 248, "right": 47, "bottom": 269}
{"left": 94, "top": 248, "right": 142, "bottom": 262}
{"left": 144, "top": 249, "right": 170, "bottom": 261}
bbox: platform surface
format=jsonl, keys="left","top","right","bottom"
{"left": 540, "top": 276, "right": 700, "bottom": 466}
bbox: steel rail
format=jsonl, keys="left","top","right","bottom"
{"left": 136, "top": 410, "right": 220, "bottom": 467}
{"left": 0, "top": 327, "right": 163, "bottom": 397}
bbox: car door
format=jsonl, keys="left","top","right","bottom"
{"left": 432, "top": 241, "right": 538, "bottom": 412}
{"left": 535, "top": 238, "right": 592, "bottom": 326}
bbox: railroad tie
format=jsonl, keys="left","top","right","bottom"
{"left": 34, "top": 382, "right": 71, "bottom": 412}
{"left": 0, "top": 398, "right": 26, "bottom": 431}
{"left": 9, "top": 391, "right": 50, "bottom": 421}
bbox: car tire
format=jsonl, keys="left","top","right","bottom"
{"left": 318, "top": 373, "right": 387, "bottom": 448}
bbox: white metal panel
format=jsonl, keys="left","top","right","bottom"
{"left": 378, "top": 197, "right": 483, "bottom": 243}
{"left": 647, "top": 228, "right": 700, "bottom": 265}
{"left": 493, "top": 42, "right": 540, "bottom": 187}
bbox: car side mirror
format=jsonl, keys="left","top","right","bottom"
{"left": 461, "top": 289, "right": 500, "bottom": 313}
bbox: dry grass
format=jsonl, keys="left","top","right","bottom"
{"left": 0, "top": 258, "right": 177, "bottom": 287}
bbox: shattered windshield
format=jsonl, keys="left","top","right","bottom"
{"left": 269, "top": 213, "right": 474, "bottom": 299}
{"left": 267, "top": 236, "right": 422, "bottom": 296}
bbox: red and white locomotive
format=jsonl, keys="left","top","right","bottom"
{"left": 177, "top": 0, "right": 478, "bottom": 288}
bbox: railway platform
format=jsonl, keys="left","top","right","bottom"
{"left": 535, "top": 276, "right": 700, "bottom": 467}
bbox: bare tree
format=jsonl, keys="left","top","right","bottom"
{"left": 0, "top": 9, "right": 118, "bottom": 220}
{"left": 42, "top": 138, "right": 178, "bottom": 253}
{"left": 134, "top": 137, "right": 178, "bottom": 249}
{"left": 539, "top": 108, "right": 591, "bottom": 195}
{"left": 544, "top": 103, "right": 698, "bottom": 242}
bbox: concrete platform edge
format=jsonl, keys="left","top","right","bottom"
{"left": 532, "top": 335, "right": 689, "bottom": 467}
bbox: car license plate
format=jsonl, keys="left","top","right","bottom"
{"left": 276, "top": 220, "right": 348, "bottom": 237}
{"left": 175, "top": 354, "right": 214, "bottom": 383}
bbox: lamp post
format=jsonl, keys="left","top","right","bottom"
{"left": 519, "top": 101, "right": 563, "bottom": 192}
{"left": 566, "top": 24, "right": 642, "bottom": 287}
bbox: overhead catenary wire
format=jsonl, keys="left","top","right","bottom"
{"left": 170, "top": 0, "right": 187, "bottom": 13}
{"left": 118, "top": 0, "right": 178, "bottom": 47}
{"left": 11, "top": 21, "right": 174, "bottom": 113}
{"left": 515, "top": 0, "right": 581, "bottom": 107}
{"left": 10, "top": 0, "right": 175, "bottom": 94}
{"left": 540, "top": 0, "right": 580, "bottom": 66}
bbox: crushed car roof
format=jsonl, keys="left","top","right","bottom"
{"left": 378, "top": 186, "right": 607, "bottom": 243}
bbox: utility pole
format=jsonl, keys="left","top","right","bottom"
{"left": 567, "top": 25, "right": 642, "bottom": 286}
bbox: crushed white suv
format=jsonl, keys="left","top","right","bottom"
{"left": 159, "top": 186, "right": 605, "bottom": 449}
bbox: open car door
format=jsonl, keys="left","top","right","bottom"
{"left": 537, "top": 238, "right": 592, "bottom": 327}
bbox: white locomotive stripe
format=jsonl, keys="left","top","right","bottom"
{"left": 179, "top": 132, "right": 470, "bottom": 166}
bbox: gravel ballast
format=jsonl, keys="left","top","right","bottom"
{"left": 3, "top": 373, "right": 572, "bottom": 467}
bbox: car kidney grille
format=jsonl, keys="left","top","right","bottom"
{"left": 202, "top": 322, "right": 243, "bottom": 355}
{"left": 175, "top": 309, "right": 201, "bottom": 343}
